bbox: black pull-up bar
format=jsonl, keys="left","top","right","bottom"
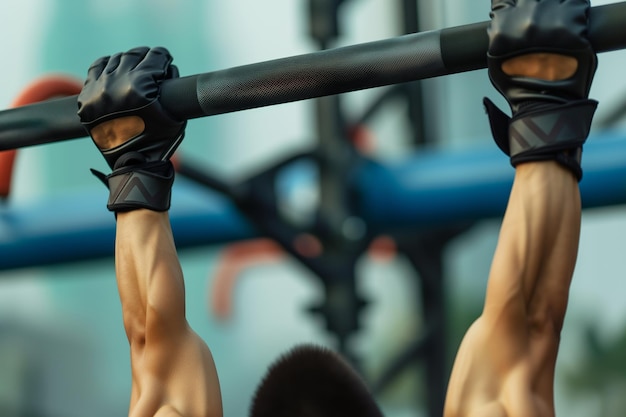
{"left": 0, "top": 2, "right": 624, "bottom": 151}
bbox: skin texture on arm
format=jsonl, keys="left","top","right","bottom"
{"left": 443, "top": 54, "right": 582, "bottom": 417}
{"left": 93, "top": 119, "right": 223, "bottom": 417}
{"left": 445, "top": 162, "right": 580, "bottom": 417}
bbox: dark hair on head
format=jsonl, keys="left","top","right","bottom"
{"left": 250, "top": 344, "right": 384, "bottom": 417}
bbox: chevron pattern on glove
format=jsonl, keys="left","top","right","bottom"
{"left": 508, "top": 100, "right": 597, "bottom": 157}
{"left": 105, "top": 162, "right": 174, "bottom": 212}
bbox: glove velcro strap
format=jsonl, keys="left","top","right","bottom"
{"left": 105, "top": 161, "right": 174, "bottom": 212}
{"left": 483, "top": 97, "right": 511, "bottom": 155}
{"left": 513, "top": 147, "right": 584, "bottom": 181}
{"left": 484, "top": 98, "right": 597, "bottom": 181}
{"left": 508, "top": 99, "right": 597, "bottom": 159}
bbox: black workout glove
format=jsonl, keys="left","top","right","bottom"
{"left": 77, "top": 46, "right": 186, "bottom": 212}
{"left": 484, "top": 0, "right": 598, "bottom": 181}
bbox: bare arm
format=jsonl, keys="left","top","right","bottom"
{"left": 481, "top": 53, "right": 582, "bottom": 347}
{"left": 115, "top": 209, "right": 188, "bottom": 348}
{"left": 445, "top": 1, "right": 596, "bottom": 413}
{"left": 92, "top": 117, "right": 223, "bottom": 417}
{"left": 474, "top": 52, "right": 581, "bottom": 377}
{"left": 79, "top": 48, "right": 224, "bottom": 417}
{"left": 482, "top": 161, "right": 580, "bottom": 344}
{"left": 92, "top": 117, "right": 188, "bottom": 346}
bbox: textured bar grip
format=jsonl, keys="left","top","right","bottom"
{"left": 191, "top": 30, "right": 443, "bottom": 117}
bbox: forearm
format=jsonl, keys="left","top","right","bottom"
{"left": 483, "top": 161, "right": 581, "bottom": 326}
{"left": 79, "top": 47, "right": 224, "bottom": 417}
{"left": 115, "top": 210, "right": 188, "bottom": 345}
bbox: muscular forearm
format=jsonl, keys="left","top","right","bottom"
{"left": 80, "top": 47, "right": 223, "bottom": 417}
{"left": 115, "top": 210, "right": 188, "bottom": 345}
{"left": 484, "top": 161, "right": 581, "bottom": 326}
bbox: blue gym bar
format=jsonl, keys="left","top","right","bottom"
{"left": 358, "top": 130, "right": 626, "bottom": 230}
{"left": 2, "top": 130, "right": 626, "bottom": 271}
